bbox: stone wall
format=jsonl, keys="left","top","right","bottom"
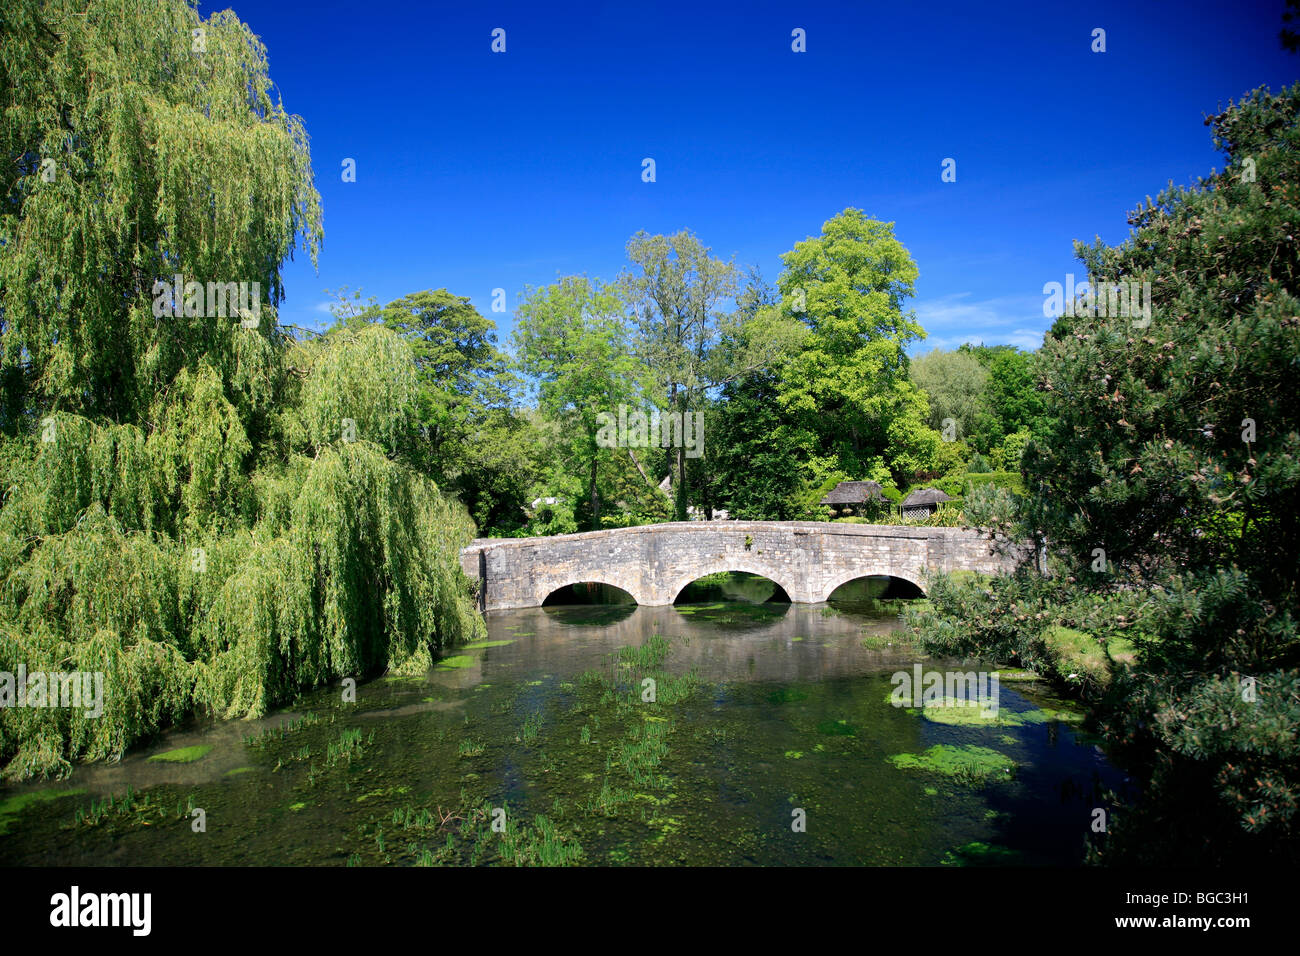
{"left": 460, "top": 521, "right": 1029, "bottom": 612}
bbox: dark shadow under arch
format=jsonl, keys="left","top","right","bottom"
{"left": 826, "top": 575, "right": 925, "bottom": 604}
{"left": 674, "top": 570, "right": 792, "bottom": 605}
{"left": 542, "top": 582, "right": 638, "bottom": 606}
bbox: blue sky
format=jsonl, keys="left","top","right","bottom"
{"left": 202, "top": 0, "right": 1299, "bottom": 355}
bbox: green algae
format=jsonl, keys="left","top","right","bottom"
{"left": 1020, "top": 706, "right": 1085, "bottom": 725}
{"left": 918, "top": 702, "right": 1026, "bottom": 728}
{"left": 289, "top": 802, "right": 306, "bottom": 812}
{"left": 784, "top": 750, "right": 804, "bottom": 759}
{"left": 356, "top": 785, "right": 411, "bottom": 803}
{"left": 817, "top": 718, "right": 857, "bottom": 736}
{"left": 887, "top": 745, "right": 1016, "bottom": 783}
{"left": 435, "top": 655, "right": 475, "bottom": 670}
{"left": 224, "top": 766, "right": 255, "bottom": 777}
{"left": 767, "top": 687, "right": 809, "bottom": 705}
{"left": 148, "top": 745, "right": 213, "bottom": 764}
{"left": 463, "top": 639, "right": 515, "bottom": 649}
{"left": 940, "top": 840, "right": 1025, "bottom": 866}
{"left": 0, "top": 788, "right": 85, "bottom": 835}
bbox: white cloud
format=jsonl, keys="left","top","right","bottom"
{"left": 911, "top": 292, "right": 1049, "bottom": 352}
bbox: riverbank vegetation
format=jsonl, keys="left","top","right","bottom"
{"left": 0, "top": 0, "right": 483, "bottom": 781}
{"left": 2, "top": 0, "right": 1295, "bottom": 871}
{"left": 909, "top": 84, "right": 1300, "bottom": 864}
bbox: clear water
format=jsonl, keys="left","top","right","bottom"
{"left": 0, "top": 578, "right": 1124, "bottom": 866}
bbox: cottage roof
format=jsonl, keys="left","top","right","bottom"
{"left": 901, "top": 488, "right": 953, "bottom": 507}
{"left": 820, "top": 480, "right": 885, "bottom": 505}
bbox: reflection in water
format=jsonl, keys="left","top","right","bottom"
{"left": 0, "top": 595, "right": 1126, "bottom": 867}
{"left": 676, "top": 571, "right": 791, "bottom": 605}
{"left": 542, "top": 581, "right": 636, "bottom": 606}
{"left": 828, "top": 575, "right": 926, "bottom": 608}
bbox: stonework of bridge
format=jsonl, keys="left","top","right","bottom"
{"left": 460, "top": 521, "right": 1028, "bottom": 612}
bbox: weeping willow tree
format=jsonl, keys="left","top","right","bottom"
{"left": 0, "top": 0, "right": 483, "bottom": 781}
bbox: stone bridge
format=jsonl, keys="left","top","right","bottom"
{"left": 460, "top": 521, "right": 1028, "bottom": 612}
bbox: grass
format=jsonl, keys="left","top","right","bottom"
{"left": 324, "top": 728, "right": 370, "bottom": 768}
{"left": 612, "top": 722, "right": 671, "bottom": 789}
{"left": 375, "top": 798, "right": 584, "bottom": 867}
{"left": 617, "top": 634, "right": 670, "bottom": 670}
{"left": 243, "top": 712, "right": 322, "bottom": 750}
{"left": 1038, "top": 625, "right": 1137, "bottom": 690}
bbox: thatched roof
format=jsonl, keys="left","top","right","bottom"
{"left": 821, "top": 481, "right": 885, "bottom": 505}
{"left": 902, "top": 488, "right": 952, "bottom": 507}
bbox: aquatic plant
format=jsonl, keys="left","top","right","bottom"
{"left": 72, "top": 788, "right": 197, "bottom": 829}
{"left": 521, "top": 711, "right": 544, "bottom": 744}
{"left": 148, "top": 745, "right": 213, "bottom": 764}
{"left": 321, "top": 728, "right": 371, "bottom": 771}
{"left": 888, "top": 745, "right": 1016, "bottom": 785}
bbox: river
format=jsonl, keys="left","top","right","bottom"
{"left": 0, "top": 574, "right": 1124, "bottom": 866}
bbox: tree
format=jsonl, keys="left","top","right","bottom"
{"left": 0, "top": 0, "right": 322, "bottom": 427}
{"left": 619, "top": 231, "right": 738, "bottom": 521}
{"left": 984, "top": 350, "right": 1046, "bottom": 436}
{"left": 910, "top": 347, "right": 990, "bottom": 440}
{"left": 0, "top": 0, "right": 482, "bottom": 781}
{"left": 774, "top": 209, "right": 936, "bottom": 485}
{"left": 513, "top": 276, "right": 644, "bottom": 529}
{"left": 1283, "top": 0, "right": 1300, "bottom": 54}
{"left": 911, "top": 83, "right": 1300, "bottom": 864}
{"left": 326, "top": 287, "right": 535, "bottom": 534}
{"left": 709, "top": 370, "right": 820, "bottom": 520}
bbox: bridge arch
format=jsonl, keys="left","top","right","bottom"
{"left": 537, "top": 574, "right": 646, "bottom": 607}
{"left": 665, "top": 564, "right": 796, "bottom": 606}
{"left": 820, "top": 570, "right": 928, "bottom": 602}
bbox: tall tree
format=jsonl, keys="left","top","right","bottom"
{"left": 513, "top": 276, "right": 643, "bottom": 528}
{"left": 909, "top": 347, "right": 991, "bottom": 443}
{"left": 912, "top": 83, "right": 1300, "bottom": 863}
{"left": 325, "top": 287, "right": 534, "bottom": 533}
{"left": 0, "top": 0, "right": 322, "bottom": 427}
{"left": 775, "top": 209, "right": 933, "bottom": 485}
{"left": 619, "top": 231, "right": 738, "bottom": 520}
{"left": 0, "top": 0, "right": 482, "bottom": 782}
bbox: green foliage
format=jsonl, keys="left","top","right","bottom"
{"left": 910, "top": 347, "right": 991, "bottom": 438}
{"left": 295, "top": 325, "right": 418, "bottom": 457}
{"left": 513, "top": 275, "right": 644, "bottom": 529}
{"left": 911, "top": 83, "right": 1300, "bottom": 864}
{"left": 775, "top": 210, "right": 935, "bottom": 485}
{"left": 963, "top": 471, "right": 1027, "bottom": 496}
{"left": 0, "top": 0, "right": 321, "bottom": 426}
{"left": 0, "top": 0, "right": 482, "bottom": 781}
